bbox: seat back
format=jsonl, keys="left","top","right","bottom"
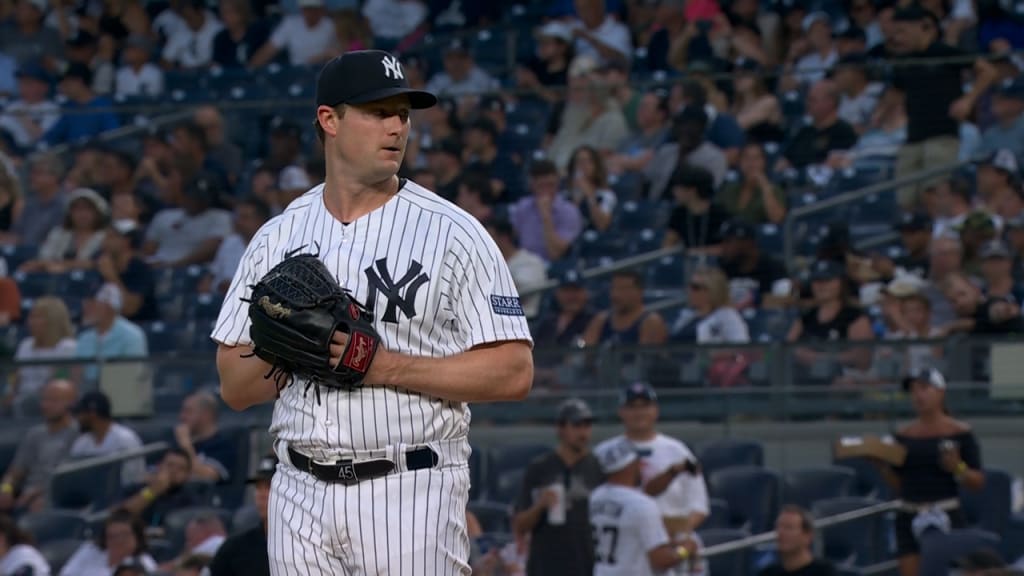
{"left": 39, "top": 538, "right": 83, "bottom": 573}
{"left": 468, "top": 500, "right": 513, "bottom": 534}
{"left": 708, "top": 466, "right": 781, "bottom": 533}
{"left": 17, "top": 510, "right": 90, "bottom": 544}
{"left": 49, "top": 459, "right": 122, "bottom": 512}
{"left": 698, "top": 439, "right": 764, "bottom": 477}
{"left": 832, "top": 457, "right": 892, "bottom": 500}
{"left": 811, "top": 496, "right": 885, "bottom": 566}
{"left": 960, "top": 468, "right": 1013, "bottom": 535}
{"left": 702, "top": 498, "right": 731, "bottom": 530}
{"left": 487, "top": 443, "right": 550, "bottom": 503}
{"left": 697, "top": 528, "right": 751, "bottom": 576}
{"left": 783, "top": 466, "right": 857, "bottom": 509}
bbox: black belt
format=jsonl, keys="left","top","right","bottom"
{"left": 287, "top": 446, "right": 439, "bottom": 485}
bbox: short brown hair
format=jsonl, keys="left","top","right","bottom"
{"left": 528, "top": 159, "right": 559, "bottom": 180}
{"left": 779, "top": 504, "right": 814, "bottom": 533}
{"left": 314, "top": 104, "right": 346, "bottom": 145}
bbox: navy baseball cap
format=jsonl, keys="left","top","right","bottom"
{"left": 316, "top": 50, "right": 437, "bottom": 110}
{"left": 557, "top": 398, "right": 594, "bottom": 424}
{"left": 74, "top": 391, "right": 112, "bottom": 418}
{"left": 810, "top": 259, "right": 843, "bottom": 281}
{"left": 621, "top": 382, "right": 657, "bottom": 405}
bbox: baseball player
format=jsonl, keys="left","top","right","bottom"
{"left": 590, "top": 437, "right": 699, "bottom": 576}
{"left": 212, "top": 49, "right": 534, "bottom": 576}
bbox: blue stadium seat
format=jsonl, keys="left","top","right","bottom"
{"left": 811, "top": 497, "right": 887, "bottom": 567}
{"left": 1, "top": 244, "right": 37, "bottom": 270}
{"left": 38, "top": 538, "right": 82, "bottom": 574}
{"left": 756, "top": 223, "right": 783, "bottom": 255}
{"left": 707, "top": 466, "right": 781, "bottom": 533}
{"left": 647, "top": 254, "right": 685, "bottom": 289}
{"left": 50, "top": 458, "right": 122, "bottom": 512}
{"left": 147, "top": 537, "right": 179, "bottom": 563}
{"left": 141, "top": 321, "right": 187, "bottom": 355}
{"left": 918, "top": 529, "right": 1002, "bottom": 576}
{"left": 17, "top": 510, "right": 89, "bottom": 543}
{"left": 703, "top": 498, "right": 732, "bottom": 530}
{"left": 468, "top": 500, "right": 513, "bottom": 533}
{"left": 697, "top": 528, "right": 750, "bottom": 576}
{"left": 12, "top": 271, "right": 53, "bottom": 299}
{"left": 191, "top": 320, "right": 219, "bottom": 355}
{"left": 616, "top": 200, "right": 662, "bottom": 231}
{"left": 574, "top": 230, "right": 627, "bottom": 260}
{"left": 487, "top": 442, "right": 550, "bottom": 503}
{"left": 782, "top": 466, "right": 856, "bottom": 509}
{"left": 628, "top": 228, "right": 664, "bottom": 253}
{"left": 832, "top": 457, "right": 892, "bottom": 500}
{"left": 211, "top": 425, "right": 252, "bottom": 509}
{"left": 698, "top": 439, "right": 764, "bottom": 477}
{"left": 960, "top": 468, "right": 1013, "bottom": 536}
{"left": 186, "top": 292, "right": 222, "bottom": 321}
{"left": 471, "top": 29, "right": 508, "bottom": 75}
{"left": 62, "top": 269, "right": 103, "bottom": 299}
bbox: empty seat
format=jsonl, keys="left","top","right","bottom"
{"left": 783, "top": 466, "right": 856, "bottom": 509}
{"left": 832, "top": 457, "right": 892, "bottom": 500}
{"left": 702, "top": 498, "right": 731, "bottom": 530}
{"left": 698, "top": 439, "right": 764, "bottom": 477}
{"left": 961, "top": 468, "right": 1013, "bottom": 535}
{"left": 918, "top": 529, "right": 1002, "bottom": 576}
{"left": 468, "top": 500, "right": 513, "bottom": 533}
{"left": 147, "top": 537, "right": 179, "bottom": 563}
{"left": 50, "top": 458, "right": 123, "bottom": 512}
{"left": 708, "top": 466, "right": 781, "bottom": 533}
{"left": 38, "top": 538, "right": 83, "bottom": 574}
{"left": 487, "top": 443, "right": 551, "bottom": 503}
{"left": 17, "top": 510, "right": 89, "bottom": 543}
{"left": 616, "top": 200, "right": 661, "bottom": 231}
{"left": 0, "top": 439, "right": 17, "bottom": 476}
{"left": 812, "top": 497, "right": 886, "bottom": 566}
{"left": 697, "top": 528, "right": 750, "bottom": 576}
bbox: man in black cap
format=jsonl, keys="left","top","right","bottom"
{"left": 513, "top": 398, "right": 603, "bottom": 576}
{"left": 424, "top": 136, "right": 464, "bottom": 201}
{"left": 533, "top": 269, "right": 593, "bottom": 348}
{"left": 43, "top": 62, "right": 120, "bottom": 146}
{"left": 424, "top": 38, "right": 499, "bottom": 97}
{"left": 463, "top": 116, "right": 523, "bottom": 202}
{"left": 212, "top": 49, "right": 534, "bottom": 575}
{"left": 833, "top": 52, "right": 883, "bottom": 132}
{"left": 207, "top": 454, "right": 275, "bottom": 576}
{"left": 0, "top": 62, "right": 59, "bottom": 150}
{"left": 67, "top": 391, "right": 146, "bottom": 485}
{"left": 878, "top": 212, "right": 933, "bottom": 281}
{"left": 719, "top": 220, "right": 790, "bottom": 308}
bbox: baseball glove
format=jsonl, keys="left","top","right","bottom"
{"left": 242, "top": 250, "right": 380, "bottom": 400}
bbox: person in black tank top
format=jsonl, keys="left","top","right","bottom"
{"left": 875, "top": 369, "right": 985, "bottom": 576}
{"left": 786, "top": 261, "right": 874, "bottom": 384}
{"left": 583, "top": 270, "right": 668, "bottom": 348}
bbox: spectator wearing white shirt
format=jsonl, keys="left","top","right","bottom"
{"left": 424, "top": 39, "right": 499, "bottom": 97}
{"left": 201, "top": 197, "right": 270, "bottom": 295}
{"left": 0, "top": 516, "right": 51, "bottom": 576}
{"left": 60, "top": 510, "right": 157, "bottom": 576}
{"left": 67, "top": 391, "right": 146, "bottom": 485}
{"left": 570, "top": 0, "right": 633, "bottom": 65}
{"left": 161, "top": 0, "right": 223, "bottom": 70}
{"left": 612, "top": 382, "right": 709, "bottom": 571}
{"left": 143, "top": 173, "right": 233, "bottom": 268}
{"left": 789, "top": 12, "right": 838, "bottom": 86}
{"left": 834, "top": 53, "right": 883, "bottom": 133}
{"left": 0, "top": 63, "right": 60, "bottom": 151}
{"left": 566, "top": 145, "right": 617, "bottom": 232}
{"left": 8, "top": 298, "right": 77, "bottom": 410}
{"left": 115, "top": 35, "right": 163, "bottom": 98}
{"left": 485, "top": 219, "right": 548, "bottom": 319}
{"left": 249, "top": 0, "right": 336, "bottom": 68}
{"left": 361, "top": 0, "right": 428, "bottom": 43}
{"left": 670, "top": 267, "right": 751, "bottom": 345}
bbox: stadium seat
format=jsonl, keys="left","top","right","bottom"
{"left": 832, "top": 457, "right": 892, "bottom": 500}
{"left": 703, "top": 498, "right": 732, "bottom": 530}
{"left": 811, "top": 497, "right": 886, "bottom": 566}
{"left": 12, "top": 272, "right": 52, "bottom": 299}
{"left": 232, "top": 505, "right": 261, "bottom": 535}
{"left": 960, "top": 468, "right": 1013, "bottom": 535}
{"left": 63, "top": 269, "right": 103, "bottom": 300}
{"left": 628, "top": 228, "right": 664, "bottom": 254}
{"left": 918, "top": 529, "right": 1001, "bottom": 576}
{"left": 707, "top": 466, "right": 781, "bottom": 533}
{"left": 782, "top": 466, "right": 856, "bottom": 509}
{"left": 697, "top": 528, "right": 750, "bottom": 576}
{"left": 698, "top": 439, "right": 764, "bottom": 477}
{"left": 0, "top": 244, "right": 37, "bottom": 270}
{"left": 468, "top": 500, "right": 513, "bottom": 533}
{"left": 141, "top": 321, "right": 187, "bottom": 355}
{"left": 38, "top": 538, "right": 83, "bottom": 574}
{"left": 162, "top": 506, "right": 234, "bottom": 552}
{"left": 17, "top": 510, "right": 90, "bottom": 543}
{"left": 647, "top": 254, "right": 685, "bottom": 289}
{"left": 50, "top": 458, "right": 123, "bottom": 512}
{"left": 486, "top": 442, "right": 550, "bottom": 503}
{"left": 147, "top": 537, "right": 179, "bottom": 563}
{"left": 616, "top": 200, "right": 662, "bottom": 231}
{"left": 188, "top": 292, "right": 222, "bottom": 321}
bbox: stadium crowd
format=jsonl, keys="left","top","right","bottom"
{"left": 0, "top": 0, "right": 1023, "bottom": 573}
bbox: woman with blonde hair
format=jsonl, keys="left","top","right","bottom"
{"left": 4, "top": 297, "right": 78, "bottom": 411}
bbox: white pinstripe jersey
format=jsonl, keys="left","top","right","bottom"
{"left": 211, "top": 180, "right": 533, "bottom": 458}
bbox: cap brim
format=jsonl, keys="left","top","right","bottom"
{"left": 345, "top": 87, "right": 438, "bottom": 109}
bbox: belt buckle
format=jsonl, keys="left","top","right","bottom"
{"left": 337, "top": 460, "right": 358, "bottom": 484}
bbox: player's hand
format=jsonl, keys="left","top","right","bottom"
{"left": 330, "top": 330, "right": 390, "bottom": 384}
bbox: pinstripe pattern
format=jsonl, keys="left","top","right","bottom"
{"left": 213, "top": 180, "right": 530, "bottom": 575}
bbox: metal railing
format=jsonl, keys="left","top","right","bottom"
{"left": 51, "top": 441, "right": 169, "bottom": 477}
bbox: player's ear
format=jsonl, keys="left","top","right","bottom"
{"left": 316, "top": 105, "right": 341, "bottom": 139}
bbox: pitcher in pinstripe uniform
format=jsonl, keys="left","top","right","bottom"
{"left": 211, "top": 50, "right": 534, "bottom": 576}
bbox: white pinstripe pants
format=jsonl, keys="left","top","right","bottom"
{"left": 267, "top": 443, "right": 472, "bottom": 576}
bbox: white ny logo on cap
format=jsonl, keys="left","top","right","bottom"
{"left": 382, "top": 55, "right": 404, "bottom": 80}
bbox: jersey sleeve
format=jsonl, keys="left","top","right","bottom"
{"left": 632, "top": 497, "right": 671, "bottom": 552}
{"left": 210, "top": 234, "right": 271, "bottom": 346}
{"left": 450, "top": 227, "right": 534, "bottom": 349}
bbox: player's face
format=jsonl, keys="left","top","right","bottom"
{"left": 331, "top": 95, "right": 412, "bottom": 183}
{"left": 774, "top": 512, "right": 810, "bottom": 554}
{"left": 619, "top": 399, "right": 657, "bottom": 435}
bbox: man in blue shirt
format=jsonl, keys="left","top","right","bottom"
{"left": 43, "top": 62, "right": 119, "bottom": 147}
{"left": 76, "top": 282, "right": 148, "bottom": 384}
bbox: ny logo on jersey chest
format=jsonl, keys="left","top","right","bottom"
{"left": 364, "top": 258, "right": 429, "bottom": 324}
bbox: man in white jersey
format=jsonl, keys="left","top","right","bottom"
{"left": 590, "top": 437, "right": 698, "bottom": 576}
{"left": 211, "top": 49, "right": 534, "bottom": 576}
{"left": 615, "top": 382, "right": 709, "bottom": 573}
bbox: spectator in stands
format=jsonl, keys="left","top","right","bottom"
{"left": 758, "top": 505, "right": 836, "bottom": 576}
{"left": 97, "top": 220, "right": 158, "bottom": 322}
{"left": 930, "top": 177, "right": 974, "bottom": 238}
{"left": 93, "top": 149, "right": 142, "bottom": 202}
{"left": 0, "top": 63, "right": 59, "bottom": 151}
{"left": 547, "top": 55, "right": 629, "bottom": 171}
{"left": 570, "top": 0, "right": 633, "bottom": 65}
{"left": 662, "top": 165, "right": 730, "bottom": 253}
{"left": 76, "top": 283, "right": 149, "bottom": 386}
{"left": 785, "top": 12, "right": 838, "bottom": 86}
{"left": 834, "top": 53, "right": 883, "bottom": 133}
{"left": 161, "top": 513, "right": 225, "bottom": 571}
{"left": 463, "top": 117, "right": 522, "bottom": 203}
{"left": 63, "top": 30, "right": 115, "bottom": 96}
{"left": 485, "top": 218, "right": 547, "bottom": 320}
{"left": 583, "top": 269, "right": 668, "bottom": 346}
{"left": 889, "top": 3, "right": 997, "bottom": 207}
{"left": 731, "top": 59, "right": 784, "bottom": 143}
{"left": 670, "top": 266, "right": 751, "bottom": 345}
{"left": 607, "top": 90, "right": 670, "bottom": 176}
{"left": 68, "top": 391, "right": 146, "bottom": 485}
{"left": 424, "top": 138, "right": 462, "bottom": 202}
{"left": 921, "top": 233, "right": 964, "bottom": 327}
{"left": 8, "top": 298, "right": 76, "bottom": 409}
{"left": 976, "top": 150, "right": 1022, "bottom": 221}
{"left": 1007, "top": 217, "right": 1024, "bottom": 280}
{"left": 193, "top": 106, "right": 243, "bottom": 186}
{"left": 517, "top": 21, "right": 572, "bottom": 104}
{"left": 454, "top": 170, "right": 494, "bottom": 223}
{"left": 959, "top": 212, "right": 1001, "bottom": 273}
{"left": 160, "top": 0, "right": 222, "bottom": 69}
{"left": 43, "top": 63, "right": 120, "bottom": 146}
{"left": 874, "top": 279, "right": 943, "bottom": 376}
{"left": 262, "top": 117, "right": 304, "bottom": 174}
{"left": 60, "top": 508, "right": 158, "bottom": 576}
{"left": 19, "top": 187, "right": 109, "bottom": 273}
{"left": 115, "top": 35, "right": 163, "bottom": 98}
{"left": 0, "top": 164, "right": 21, "bottom": 240}
{"left": 827, "top": 86, "right": 908, "bottom": 167}
{"left": 211, "top": 0, "right": 269, "bottom": 69}
{"left": 174, "top": 554, "right": 213, "bottom": 576}
{"left": 144, "top": 173, "right": 233, "bottom": 268}
{"left": 0, "top": 515, "right": 50, "bottom": 575}
{"left": 979, "top": 240, "right": 1024, "bottom": 303}
{"left": 878, "top": 212, "right": 933, "bottom": 281}
{"left": 942, "top": 271, "right": 1023, "bottom": 335}
{"left": 719, "top": 143, "right": 787, "bottom": 224}
{"left": 874, "top": 368, "right": 984, "bottom": 576}
{"left": 0, "top": 0, "right": 62, "bottom": 69}
{"left": 120, "top": 448, "right": 208, "bottom": 528}
{"left": 425, "top": 38, "right": 499, "bottom": 97}
{"left": 0, "top": 379, "right": 77, "bottom": 513}
{"left": 513, "top": 398, "right": 603, "bottom": 576}
{"left": 778, "top": 80, "right": 858, "bottom": 170}
{"left": 787, "top": 260, "right": 874, "bottom": 383}
{"left": 509, "top": 159, "right": 583, "bottom": 262}
{"left": 173, "top": 391, "right": 235, "bottom": 482}
{"left": 614, "top": 382, "right": 709, "bottom": 540}
{"left": 201, "top": 197, "right": 270, "bottom": 295}
{"left": 208, "top": 453, "right": 274, "bottom": 576}
{"left": 169, "top": 122, "right": 229, "bottom": 191}
{"left": 646, "top": 106, "right": 728, "bottom": 199}
{"left": 566, "top": 145, "right": 616, "bottom": 232}
{"left": 6, "top": 152, "right": 65, "bottom": 247}
{"left": 976, "top": 77, "right": 1024, "bottom": 162}
{"left": 677, "top": 79, "right": 745, "bottom": 164}
{"left": 719, "top": 220, "right": 790, "bottom": 309}
{"left": 0, "top": 53, "right": 14, "bottom": 100}
{"left": 361, "top": 0, "right": 428, "bottom": 48}
{"left": 251, "top": 0, "right": 336, "bottom": 67}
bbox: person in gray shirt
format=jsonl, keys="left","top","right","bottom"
{"left": 0, "top": 378, "right": 78, "bottom": 513}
